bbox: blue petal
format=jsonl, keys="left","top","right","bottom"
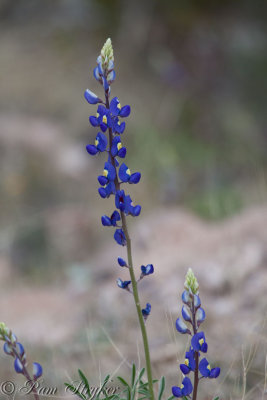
{"left": 89, "top": 116, "right": 98, "bottom": 127}
{"left": 210, "top": 367, "right": 220, "bottom": 378}
{"left": 118, "top": 163, "right": 130, "bottom": 182}
{"left": 101, "top": 216, "right": 112, "bottom": 226}
{"left": 102, "top": 76, "right": 109, "bottom": 92}
{"left": 111, "top": 210, "right": 120, "bottom": 225}
{"left": 114, "top": 229, "right": 127, "bottom": 246}
{"left": 84, "top": 89, "right": 101, "bottom": 104}
{"left": 86, "top": 144, "right": 98, "bottom": 155}
{"left": 142, "top": 303, "right": 151, "bottom": 316}
{"left": 196, "top": 307, "right": 206, "bottom": 325}
{"left": 98, "top": 188, "right": 107, "bottom": 198}
{"left": 182, "top": 377, "right": 193, "bottom": 395}
{"left": 3, "top": 342, "right": 13, "bottom": 355}
{"left": 116, "top": 121, "right": 125, "bottom": 134}
{"left": 199, "top": 358, "right": 210, "bottom": 377}
{"left": 33, "top": 362, "right": 43, "bottom": 379}
{"left": 110, "top": 97, "right": 120, "bottom": 116}
{"left": 107, "top": 70, "right": 116, "bottom": 83}
{"left": 14, "top": 358, "right": 23, "bottom": 373}
{"left": 118, "top": 257, "right": 127, "bottom": 267}
{"left": 98, "top": 176, "right": 108, "bottom": 186}
{"left": 172, "top": 386, "right": 182, "bottom": 397}
{"left": 175, "top": 318, "right": 190, "bottom": 334}
{"left": 182, "top": 305, "right": 191, "bottom": 322}
{"left": 117, "top": 278, "right": 131, "bottom": 289}
{"left": 120, "top": 105, "right": 131, "bottom": 118}
{"left": 180, "top": 364, "right": 190, "bottom": 375}
{"left": 16, "top": 343, "right": 25, "bottom": 356}
{"left": 118, "top": 147, "right": 126, "bottom": 158}
{"left": 96, "top": 132, "right": 108, "bottom": 152}
{"left": 129, "top": 172, "right": 141, "bottom": 184}
{"left": 93, "top": 66, "right": 101, "bottom": 82}
{"left": 181, "top": 290, "right": 190, "bottom": 304}
{"left": 194, "top": 294, "right": 201, "bottom": 308}
{"left": 132, "top": 205, "right": 141, "bottom": 216}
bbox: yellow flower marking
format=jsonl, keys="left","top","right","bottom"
{"left": 117, "top": 142, "right": 122, "bottom": 151}
{"left": 199, "top": 338, "right": 204, "bottom": 346}
{"left": 95, "top": 139, "right": 99, "bottom": 147}
{"left": 103, "top": 169, "right": 108, "bottom": 177}
{"left": 126, "top": 168, "right": 131, "bottom": 176}
{"left": 184, "top": 359, "right": 189, "bottom": 366}
{"left": 117, "top": 102, "right": 121, "bottom": 110}
{"left": 102, "top": 115, "right": 107, "bottom": 124}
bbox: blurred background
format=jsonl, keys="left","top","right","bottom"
{"left": 0, "top": 0, "right": 267, "bottom": 398}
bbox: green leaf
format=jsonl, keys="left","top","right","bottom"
{"left": 117, "top": 377, "right": 130, "bottom": 389}
{"left": 167, "top": 396, "right": 175, "bottom": 400}
{"left": 78, "top": 369, "right": 91, "bottom": 397}
{"left": 131, "top": 363, "right": 136, "bottom": 387}
{"left": 213, "top": 397, "right": 220, "bottom": 400}
{"left": 157, "top": 376, "right": 165, "bottom": 400}
{"left": 64, "top": 383, "right": 87, "bottom": 400}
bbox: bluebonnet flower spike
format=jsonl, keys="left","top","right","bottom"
{"left": 173, "top": 269, "right": 220, "bottom": 399}
{"left": 0, "top": 322, "right": 43, "bottom": 384}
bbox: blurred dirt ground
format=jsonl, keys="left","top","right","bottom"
{"left": 1, "top": 204, "right": 267, "bottom": 399}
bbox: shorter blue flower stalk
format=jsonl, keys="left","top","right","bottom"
{"left": 0, "top": 323, "right": 42, "bottom": 400}
{"left": 172, "top": 269, "right": 220, "bottom": 400}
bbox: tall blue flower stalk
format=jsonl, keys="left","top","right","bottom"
{"left": 173, "top": 269, "right": 220, "bottom": 399}
{"left": 84, "top": 38, "right": 155, "bottom": 400}
{"left": 0, "top": 322, "right": 42, "bottom": 400}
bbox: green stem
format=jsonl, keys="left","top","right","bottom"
{"left": 121, "top": 213, "right": 155, "bottom": 400}
{"left": 104, "top": 90, "right": 154, "bottom": 400}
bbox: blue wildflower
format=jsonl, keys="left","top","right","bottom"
{"left": 172, "top": 377, "right": 193, "bottom": 398}
{"left": 180, "top": 349, "right": 196, "bottom": 375}
{"left": 89, "top": 105, "right": 110, "bottom": 132}
{"left": 175, "top": 318, "right": 191, "bottom": 335}
{"left": 199, "top": 358, "right": 220, "bottom": 379}
{"left": 98, "top": 162, "right": 116, "bottom": 186}
{"left": 181, "top": 305, "right": 191, "bottom": 322}
{"left": 86, "top": 132, "right": 108, "bottom": 155}
{"left": 141, "top": 264, "right": 154, "bottom": 276}
{"left": 110, "top": 97, "right": 131, "bottom": 118}
{"left": 119, "top": 163, "right": 141, "bottom": 184}
{"left": 142, "top": 303, "right": 151, "bottom": 320}
{"left": 117, "top": 278, "right": 131, "bottom": 289}
{"left": 111, "top": 136, "right": 126, "bottom": 158}
{"left": 84, "top": 89, "right": 102, "bottom": 105}
{"left": 33, "top": 362, "right": 43, "bottom": 380}
{"left": 191, "top": 332, "right": 208, "bottom": 353}
{"left": 181, "top": 290, "right": 190, "bottom": 305}
{"left": 14, "top": 358, "right": 24, "bottom": 374}
{"left": 114, "top": 229, "right": 127, "bottom": 246}
{"left": 117, "top": 257, "right": 127, "bottom": 267}
{"left": 98, "top": 182, "right": 116, "bottom": 199}
{"left": 196, "top": 307, "right": 206, "bottom": 326}
{"left": 115, "top": 190, "right": 141, "bottom": 217}
{"left": 101, "top": 211, "right": 120, "bottom": 227}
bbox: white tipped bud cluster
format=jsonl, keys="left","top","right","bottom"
{"left": 98, "top": 38, "right": 114, "bottom": 74}
{"left": 184, "top": 268, "right": 199, "bottom": 295}
{"left": 0, "top": 322, "right": 9, "bottom": 340}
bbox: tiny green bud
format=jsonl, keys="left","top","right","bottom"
{"left": 0, "top": 322, "right": 8, "bottom": 339}
{"left": 184, "top": 268, "right": 199, "bottom": 294}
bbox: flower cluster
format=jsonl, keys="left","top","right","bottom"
{"left": 172, "top": 269, "right": 220, "bottom": 398}
{"left": 0, "top": 322, "right": 42, "bottom": 381}
{"left": 84, "top": 39, "right": 154, "bottom": 320}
